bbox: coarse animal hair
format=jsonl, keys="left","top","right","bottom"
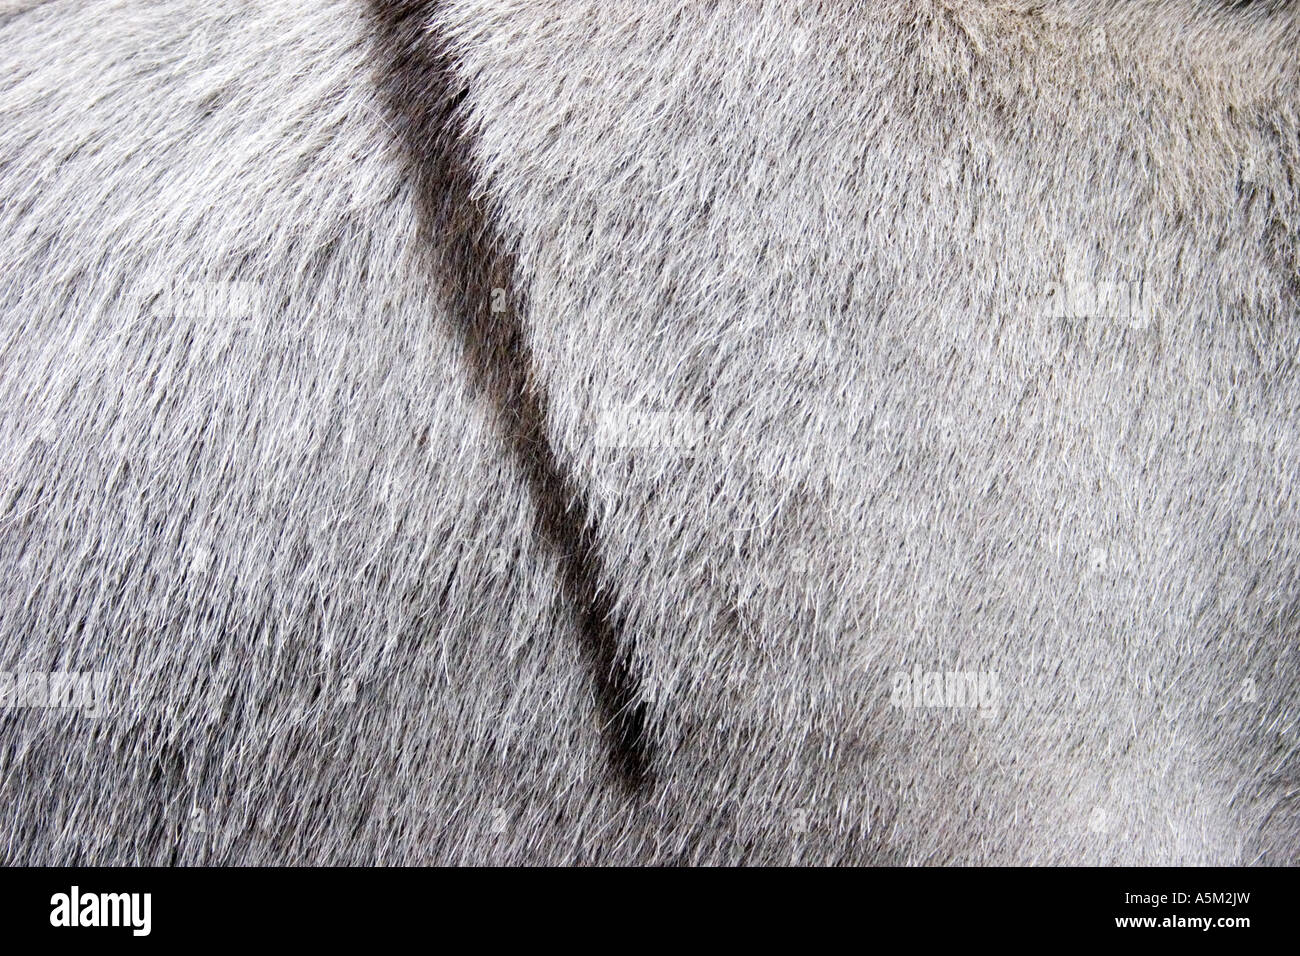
{"left": 0, "top": 0, "right": 1297, "bottom": 865}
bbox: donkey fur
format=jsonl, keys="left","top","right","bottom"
{"left": 0, "top": 0, "right": 1297, "bottom": 864}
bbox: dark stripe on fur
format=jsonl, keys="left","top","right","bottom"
{"left": 365, "top": 0, "right": 654, "bottom": 792}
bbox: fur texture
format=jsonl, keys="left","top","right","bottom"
{"left": 1, "top": 0, "right": 1298, "bottom": 864}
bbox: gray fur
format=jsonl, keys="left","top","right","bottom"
{"left": 0, "top": 0, "right": 1297, "bottom": 864}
